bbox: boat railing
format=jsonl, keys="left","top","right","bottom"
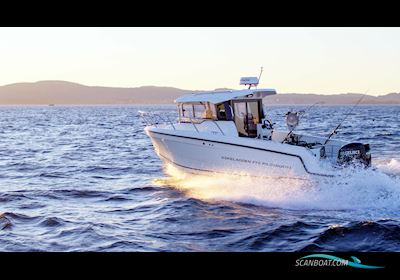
{"left": 138, "top": 111, "right": 176, "bottom": 130}
{"left": 211, "top": 120, "right": 225, "bottom": 135}
{"left": 188, "top": 118, "right": 200, "bottom": 133}
{"left": 188, "top": 118, "right": 225, "bottom": 135}
{"left": 139, "top": 111, "right": 225, "bottom": 135}
{"left": 181, "top": 117, "right": 225, "bottom": 135}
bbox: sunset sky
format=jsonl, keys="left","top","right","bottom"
{"left": 0, "top": 27, "right": 399, "bottom": 95}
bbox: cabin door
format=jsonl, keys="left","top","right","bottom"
{"left": 233, "top": 100, "right": 261, "bottom": 137}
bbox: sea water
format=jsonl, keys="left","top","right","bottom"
{"left": 0, "top": 104, "right": 399, "bottom": 251}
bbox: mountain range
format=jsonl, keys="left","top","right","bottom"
{"left": 0, "top": 81, "right": 399, "bottom": 105}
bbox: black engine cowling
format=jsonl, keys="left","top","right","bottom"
{"left": 337, "top": 143, "right": 371, "bottom": 167}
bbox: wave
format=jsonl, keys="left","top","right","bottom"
{"left": 0, "top": 212, "right": 42, "bottom": 230}
{"left": 38, "top": 217, "right": 66, "bottom": 227}
{"left": 156, "top": 162, "right": 400, "bottom": 218}
{"left": 0, "top": 213, "right": 13, "bottom": 230}
{"left": 300, "top": 220, "right": 400, "bottom": 251}
{"left": 375, "top": 158, "right": 400, "bottom": 176}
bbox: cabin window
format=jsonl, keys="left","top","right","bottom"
{"left": 234, "top": 102, "right": 247, "bottom": 136}
{"left": 216, "top": 101, "right": 233, "bottom": 121}
{"left": 247, "top": 101, "right": 260, "bottom": 125}
{"left": 233, "top": 100, "right": 261, "bottom": 137}
{"left": 179, "top": 102, "right": 216, "bottom": 121}
{"left": 216, "top": 103, "right": 227, "bottom": 120}
{"left": 193, "top": 103, "right": 206, "bottom": 119}
{"left": 181, "top": 103, "right": 194, "bottom": 118}
{"left": 206, "top": 103, "right": 217, "bottom": 119}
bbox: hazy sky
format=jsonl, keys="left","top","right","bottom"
{"left": 1, "top": 27, "right": 399, "bottom": 95}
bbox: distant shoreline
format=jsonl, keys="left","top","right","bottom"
{"left": 0, "top": 80, "right": 399, "bottom": 105}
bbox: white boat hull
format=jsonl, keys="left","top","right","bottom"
{"left": 146, "top": 127, "right": 335, "bottom": 180}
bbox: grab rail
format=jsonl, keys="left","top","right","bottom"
{"left": 212, "top": 120, "right": 225, "bottom": 136}
{"left": 187, "top": 118, "right": 225, "bottom": 135}
{"left": 138, "top": 111, "right": 225, "bottom": 135}
{"left": 188, "top": 118, "right": 200, "bottom": 133}
{"left": 138, "top": 111, "right": 176, "bottom": 130}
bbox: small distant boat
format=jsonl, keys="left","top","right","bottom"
{"left": 48, "top": 104, "right": 55, "bottom": 106}
{"left": 140, "top": 76, "right": 371, "bottom": 180}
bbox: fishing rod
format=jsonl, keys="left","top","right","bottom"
{"left": 299, "top": 101, "right": 325, "bottom": 115}
{"left": 323, "top": 91, "right": 368, "bottom": 145}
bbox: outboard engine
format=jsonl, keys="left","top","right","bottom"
{"left": 337, "top": 143, "right": 371, "bottom": 167}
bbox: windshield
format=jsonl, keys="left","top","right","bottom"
{"left": 179, "top": 102, "right": 216, "bottom": 122}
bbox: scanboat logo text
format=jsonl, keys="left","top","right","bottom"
{"left": 295, "top": 254, "right": 384, "bottom": 269}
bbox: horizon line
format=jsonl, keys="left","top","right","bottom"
{"left": 1, "top": 80, "right": 398, "bottom": 97}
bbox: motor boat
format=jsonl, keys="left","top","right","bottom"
{"left": 140, "top": 77, "right": 371, "bottom": 180}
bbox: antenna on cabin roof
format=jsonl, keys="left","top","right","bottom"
{"left": 257, "top": 66, "right": 263, "bottom": 88}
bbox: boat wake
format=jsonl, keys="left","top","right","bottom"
{"left": 375, "top": 158, "right": 400, "bottom": 176}
{"left": 154, "top": 160, "right": 400, "bottom": 218}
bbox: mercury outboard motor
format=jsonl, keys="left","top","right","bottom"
{"left": 337, "top": 143, "right": 371, "bottom": 167}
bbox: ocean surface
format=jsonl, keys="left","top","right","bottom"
{"left": 0, "top": 104, "right": 399, "bottom": 252}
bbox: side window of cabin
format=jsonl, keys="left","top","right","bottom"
{"left": 181, "top": 103, "right": 216, "bottom": 120}
{"left": 193, "top": 103, "right": 206, "bottom": 119}
{"left": 247, "top": 101, "right": 260, "bottom": 125}
{"left": 204, "top": 103, "right": 217, "bottom": 119}
{"left": 234, "top": 102, "right": 248, "bottom": 136}
{"left": 216, "top": 103, "right": 227, "bottom": 120}
{"left": 182, "top": 103, "right": 193, "bottom": 118}
{"left": 216, "top": 101, "right": 233, "bottom": 121}
{"left": 233, "top": 100, "right": 261, "bottom": 137}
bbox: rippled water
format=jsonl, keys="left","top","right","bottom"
{"left": 0, "top": 104, "right": 399, "bottom": 251}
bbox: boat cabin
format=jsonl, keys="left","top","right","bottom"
{"left": 175, "top": 88, "right": 276, "bottom": 137}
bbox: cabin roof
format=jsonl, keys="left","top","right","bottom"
{"left": 174, "top": 88, "right": 277, "bottom": 104}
